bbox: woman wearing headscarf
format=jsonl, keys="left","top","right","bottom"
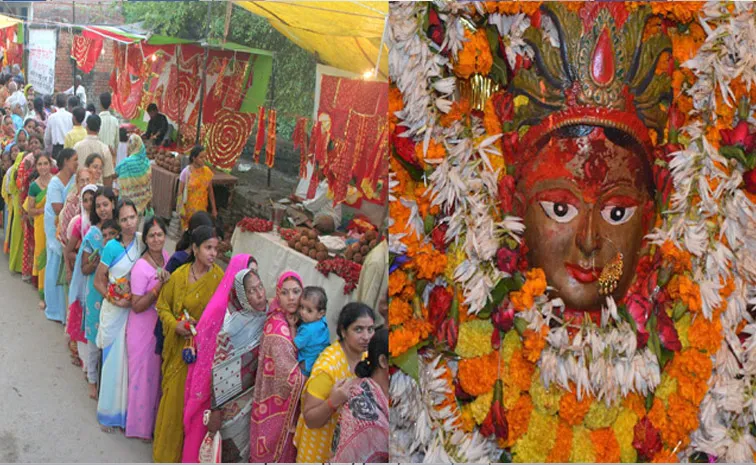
{"left": 115, "top": 133, "right": 152, "bottom": 215}
{"left": 65, "top": 183, "right": 97, "bottom": 369}
{"left": 248, "top": 270, "right": 306, "bottom": 463}
{"left": 154, "top": 225, "right": 223, "bottom": 462}
{"left": 182, "top": 254, "right": 260, "bottom": 462}
{"left": 59, "top": 167, "right": 92, "bottom": 270}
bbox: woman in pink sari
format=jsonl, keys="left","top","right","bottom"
{"left": 248, "top": 271, "right": 306, "bottom": 462}
{"left": 182, "top": 253, "right": 254, "bottom": 462}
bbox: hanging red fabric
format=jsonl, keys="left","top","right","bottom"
{"left": 253, "top": 106, "right": 266, "bottom": 163}
{"left": 292, "top": 117, "right": 309, "bottom": 178}
{"left": 265, "top": 109, "right": 277, "bottom": 168}
{"left": 71, "top": 35, "right": 103, "bottom": 74}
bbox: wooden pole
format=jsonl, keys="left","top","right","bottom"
{"left": 195, "top": 0, "right": 212, "bottom": 145}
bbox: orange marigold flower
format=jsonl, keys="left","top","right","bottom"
{"left": 688, "top": 316, "right": 723, "bottom": 355}
{"left": 484, "top": 96, "right": 503, "bottom": 136}
{"left": 623, "top": 392, "right": 647, "bottom": 420}
{"left": 389, "top": 318, "right": 433, "bottom": 358}
{"left": 413, "top": 242, "right": 447, "bottom": 280}
{"left": 492, "top": 1, "right": 541, "bottom": 16}
{"left": 546, "top": 421, "right": 573, "bottom": 462}
{"left": 522, "top": 268, "right": 547, "bottom": 296}
{"left": 510, "top": 290, "right": 534, "bottom": 311}
{"left": 389, "top": 200, "right": 411, "bottom": 237}
{"left": 667, "top": 275, "right": 702, "bottom": 313}
{"left": 401, "top": 282, "right": 416, "bottom": 301}
{"left": 508, "top": 350, "right": 535, "bottom": 391}
{"left": 415, "top": 139, "right": 446, "bottom": 168}
{"left": 559, "top": 387, "right": 593, "bottom": 426}
{"left": 675, "top": 372, "right": 709, "bottom": 406}
{"left": 720, "top": 275, "right": 735, "bottom": 298}
{"left": 591, "top": 428, "right": 621, "bottom": 463}
{"left": 522, "top": 326, "right": 549, "bottom": 363}
{"left": 454, "top": 29, "right": 493, "bottom": 79}
{"left": 663, "top": 395, "right": 698, "bottom": 448}
{"left": 388, "top": 298, "right": 413, "bottom": 328}
{"left": 660, "top": 240, "right": 692, "bottom": 273}
{"left": 389, "top": 270, "right": 408, "bottom": 297}
{"left": 667, "top": 348, "right": 713, "bottom": 382}
{"left": 647, "top": 398, "right": 668, "bottom": 433}
{"left": 458, "top": 352, "right": 499, "bottom": 396}
{"left": 652, "top": 449, "right": 679, "bottom": 463}
{"left": 651, "top": 2, "right": 704, "bottom": 23}
{"left": 506, "top": 394, "right": 534, "bottom": 447}
{"left": 440, "top": 99, "right": 471, "bottom": 128}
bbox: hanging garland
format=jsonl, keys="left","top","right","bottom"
{"left": 388, "top": 2, "right": 756, "bottom": 463}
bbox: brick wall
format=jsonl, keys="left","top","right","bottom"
{"left": 33, "top": 1, "right": 123, "bottom": 109}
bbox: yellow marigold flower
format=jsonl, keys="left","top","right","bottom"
{"left": 529, "top": 371, "right": 562, "bottom": 416}
{"left": 459, "top": 404, "right": 476, "bottom": 433}
{"left": 512, "top": 408, "right": 558, "bottom": 463}
{"left": 502, "top": 378, "right": 521, "bottom": 410}
{"left": 469, "top": 389, "right": 494, "bottom": 425}
{"left": 388, "top": 298, "right": 413, "bottom": 328}
{"left": 501, "top": 329, "right": 523, "bottom": 364}
{"left": 546, "top": 421, "right": 573, "bottom": 462}
{"left": 612, "top": 408, "right": 639, "bottom": 463}
{"left": 688, "top": 315, "right": 723, "bottom": 355}
{"left": 655, "top": 373, "right": 678, "bottom": 402}
{"left": 444, "top": 243, "right": 466, "bottom": 283}
{"left": 675, "top": 313, "right": 692, "bottom": 350}
{"left": 455, "top": 319, "right": 494, "bottom": 359}
{"left": 584, "top": 400, "right": 621, "bottom": 430}
{"left": 570, "top": 426, "right": 596, "bottom": 463}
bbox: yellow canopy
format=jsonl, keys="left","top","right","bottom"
{"left": 236, "top": 1, "right": 388, "bottom": 79}
{"left": 0, "top": 13, "right": 21, "bottom": 31}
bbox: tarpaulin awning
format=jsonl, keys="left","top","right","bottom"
{"left": 0, "top": 13, "right": 22, "bottom": 30}
{"left": 82, "top": 26, "right": 146, "bottom": 44}
{"left": 236, "top": 1, "right": 388, "bottom": 79}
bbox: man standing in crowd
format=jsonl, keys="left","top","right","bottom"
{"left": 64, "top": 107, "right": 87, "bottom": 149}
{"left": 74, "top": 114, "right": 114, "bottom": 187}
{"left": 142, "top": 103, "right": 169, "bottom": 145}
{"left": 98, "top": 92, "right": 119, "bottom": 160}
{"left": 11, "top": 64, "right": 24, "bottom": 86}
{"left": 65, "top": 75, "right": 87, "bottom": 107}
{"left": 44, "top": 94, "right": 73, "bottom": 160}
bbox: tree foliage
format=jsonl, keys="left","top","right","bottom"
{"left": 122, "top": 2, "right": 316, "bottom": 139}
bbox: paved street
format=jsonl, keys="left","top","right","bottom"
{"left": 0, "top": 250, "right": 152, "bottom": 463}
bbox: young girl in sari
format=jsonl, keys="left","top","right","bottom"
{"left": 81, "top": 187, "right": 117, "bottom": 400}
{"left": 25, "top": 153, "right": 52, "bottom": 308}
{"left": 154, "top": 225, "right": 223, "bottom": 462}
{"left": 330, "top": 327, "right": 389, "bottom": 462}
{"left": 177, "top": 145, "right": 216, "bottom": 230}
{"left": 295, "top": 302, "right": 376, "bottom": 462}
{"left": 126, "top": 216, "right": 170, "bottom": 440}
{"left": 182, "top": 253, "right": 257, "bottom": 462}
{"left": 65, "top": 183, "right": 97, "bottom": 370}
{"left": 248, "top": 271, "right": 306, "bottom": 463}
{"left": 44, "top": 148, "right": 77, "bottom": 323}
{"left": 93, "top": 198, "right": 143, "bottom": 432}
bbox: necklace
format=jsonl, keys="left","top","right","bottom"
{"left": 147, "top": 249, "right": 164, "bottom": 268}
{"left": 123, "top": 236, "right": 137, "bottom": 262}
{"left": 190, "top": 262, "right": 207, "bottom": 282}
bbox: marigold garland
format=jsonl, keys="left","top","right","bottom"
{"left": 458, "top": 351, "right": 499, "bottom": 396}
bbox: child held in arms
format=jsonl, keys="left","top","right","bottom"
{"left": 295, "top": 286, "right": 330, "bottom": 377}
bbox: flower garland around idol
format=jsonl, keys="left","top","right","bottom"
{"left": 388, "top": 1, "right": 756, "bottom": 463}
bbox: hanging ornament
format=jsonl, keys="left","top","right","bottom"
{"left": 265, "top": 109, "right": 277, "bottom": 168}
{"left": 253, "top": 106, "right": 266, "bottom": 163}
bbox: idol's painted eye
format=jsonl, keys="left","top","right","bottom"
{"left": 539, "top": 201, "right": 579, "bottom": 223}
{"left": 600, "top": 205, "right": 637, "bottom": 225}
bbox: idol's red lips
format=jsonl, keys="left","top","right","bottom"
{"left": 565, "top": 263, "right": 600, "bottom": 283}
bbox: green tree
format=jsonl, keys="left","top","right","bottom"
{"left": 122, "top": 2, "right": 316, "bottom": 139}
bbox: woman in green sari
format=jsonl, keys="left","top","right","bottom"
{"left": 154, "top": 225, "right": 223, "bottom": 462}
{"left": 7, "top": 130, "right": 28, "bottom": 273}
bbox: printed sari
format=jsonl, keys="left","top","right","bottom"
{"left": 7, "top": 151, "right": 23, "bottom": 272}
{"left": 179, "top": 165, "right": 213, "bottom": 231}
{"left": 115, "top": 136, "right": 152, "bottom": 214}
{"left": 248, "top": 309, "right": 305, "bottom": 463}
{"left": 182, "top": 254, "right": 251, "bottom": 463}
{"left": 154, "top": 262, "right": 223, "bottom": 463}
{"left": 17, "top": 152, "right": 35, "bottom": 279}
{"left": 26, "top": 180, "right": 47, "bottom": 299}
{"left": 330, "top": 378, "right": 389, "bottom": 462}
{"left": 66, "top": 184, "right": 97, "bottom": 347}
{"left": 82, "top": 226, "right": 105, "bottom": 344}
{"left": 96, "top": 235, "right": 145, "bottom": 429}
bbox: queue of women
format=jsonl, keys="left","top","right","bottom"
{"left": 0, "top": 91, "right": 389, "bottom": 463}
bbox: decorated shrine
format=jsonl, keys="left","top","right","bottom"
{"left": 388, "top": 2, "right": 756, "bottom": 463}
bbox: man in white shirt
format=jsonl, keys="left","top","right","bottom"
{"left": 5, "top": 81, "right": 25, "bottom": 110}
{"left": 98, "top": 92, "right": 119, "bottom": 159}
{"left": 74, "top": 114, "right": 115, "bottom": 187}
{"left": 44, "top": 93, "right": 73, "bottom": 160}
{"left": 64, "top": 75, "right": 87, "bottom": 107}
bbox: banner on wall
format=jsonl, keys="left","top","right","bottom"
{"left": 28, "top": 29, "right": 56, "bottom": 96}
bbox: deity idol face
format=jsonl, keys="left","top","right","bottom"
{"left": 516, "top": 126, "right": 654, "bottom": 311}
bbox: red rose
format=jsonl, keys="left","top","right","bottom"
{"left": 496, "top": 247, "right": 518, "bottom": 274}
{"left": 744, "top": 168, "right": 756, "bottom": 194}
{"left": 492, "top": 92, "right": 514, "bottom": 123}
{"left": 427, "top": 8, "right": 445, "bottom": 48}
{"left": 720, "top": 120, "right": 756, "bottom": 152}
{"left": 625, "top": 293, "right": 651, "bottom": 348}
{"left": 656, "top": 305, "right": 682, "bottom": 352}
{"left": 391, "top": 126, "right": 419, "bottom": 167}
{"left": 500, "top": 131, "right": 519, "bottom": 162}
{"left": 668, "top": 104, "right": 686, "bottom": 131}
{"left": 431, "top": 224, "right": 448, "bottom": 252}
{"left": 492, "top": 304, "right": 515, "bottom": 332}
{"left": 632, "top": 417, "right": 662, "bottom": 461}
{"left": 480, "top": 380, "right": 508, "bottom": 440}
{"left": 491, "top": 328, "right": 501, "bottom": 350}
{"left": 498, "top": 174, "right": 516, "bottom": 213}
{"left": 428, "top": 286, "right": 453, "bottom": 330}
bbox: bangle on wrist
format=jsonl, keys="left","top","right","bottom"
{"left": 327, "top": 398, "right": 337, "bottom": 411}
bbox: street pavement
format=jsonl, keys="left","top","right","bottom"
{"left": 0, "top": 249, "right": 153, "bottom": 463}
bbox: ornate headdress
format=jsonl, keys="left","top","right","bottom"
{"left": 503, "top": 3, "right": 672, "bottom": 154}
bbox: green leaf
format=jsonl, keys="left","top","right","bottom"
{"left": 720, "top": 145, "right": 749, "bottom": 167}
{"left": 645, "top": 392, "right": 654, "bottom": 411}
{"left": 671, "top": 301, "right": 687, "bottom": 321}
{"left": 421, "top": 7, "right": 431, "bottom": 34}
{"left": 617, "top": 304, "right": 638, "bottom": 332}
{"left": 660, "top": 347, "right": 675, "bottom": 368}
{"left": 424, "top": 214, "right": 436, "bottom": 235}
{"left": 486, "top": 26, "right": 509, "bottom": 87}
{"left": 392, "top": 149, "right": 425, "bottom": 181}
{"left": 481, "top": 277, "right": 517, "bottom": 315}
{"left": 392, "top": 344, "right": 420, "bottom": 382}
{"left": 514, "top": 316, "right": 528, "bottom": 336}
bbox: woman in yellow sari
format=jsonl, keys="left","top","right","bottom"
{"left": 177, "top": 145, "right": 216, "bottom": 230}
{"left": 7, "top": 130, "right": 27, "bottom": 273}
{"left": 154, "top": 225, "right": 223, "bottom": 463}
{"left": 25, "top": 153, "right": 52, "bottom": 306}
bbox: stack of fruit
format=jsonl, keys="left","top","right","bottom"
{"left": 343, "top": 229, "right": 380, "bottom": 265}
{"left": 287, "top": 228, "right": 329, "bottom": 262}
{"left": 156, "top": 151, "right": 182, "bottom": 173}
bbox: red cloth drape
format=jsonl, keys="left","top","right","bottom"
{"left": 71, "top": 35, "right": 103, "bottom": 74}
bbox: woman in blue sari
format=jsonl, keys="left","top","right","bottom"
{"left": 44, "top": 148, "right": 77, "bottom": 323}
{"left": 93, "top": 198, "right": 143, "bottom": 432}
{"left": 81, "top": 187, "right": 118, "bottom": 400}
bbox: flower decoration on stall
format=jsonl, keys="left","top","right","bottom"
{"left": 316, "top": 257, "right": 362, "bottom": 294}
{"left": 389, "top": 2, "right": 756, "bottom": 463}
{"left": 236, "top": 217, "right": 273, "bottom": 233}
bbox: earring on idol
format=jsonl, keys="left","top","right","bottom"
{"left": 598, "top": 237, "right": 624, "bottom": 296}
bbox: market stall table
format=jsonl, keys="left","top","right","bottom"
{"left": 230, "top": 229, "right": 354, "bottom": 341}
